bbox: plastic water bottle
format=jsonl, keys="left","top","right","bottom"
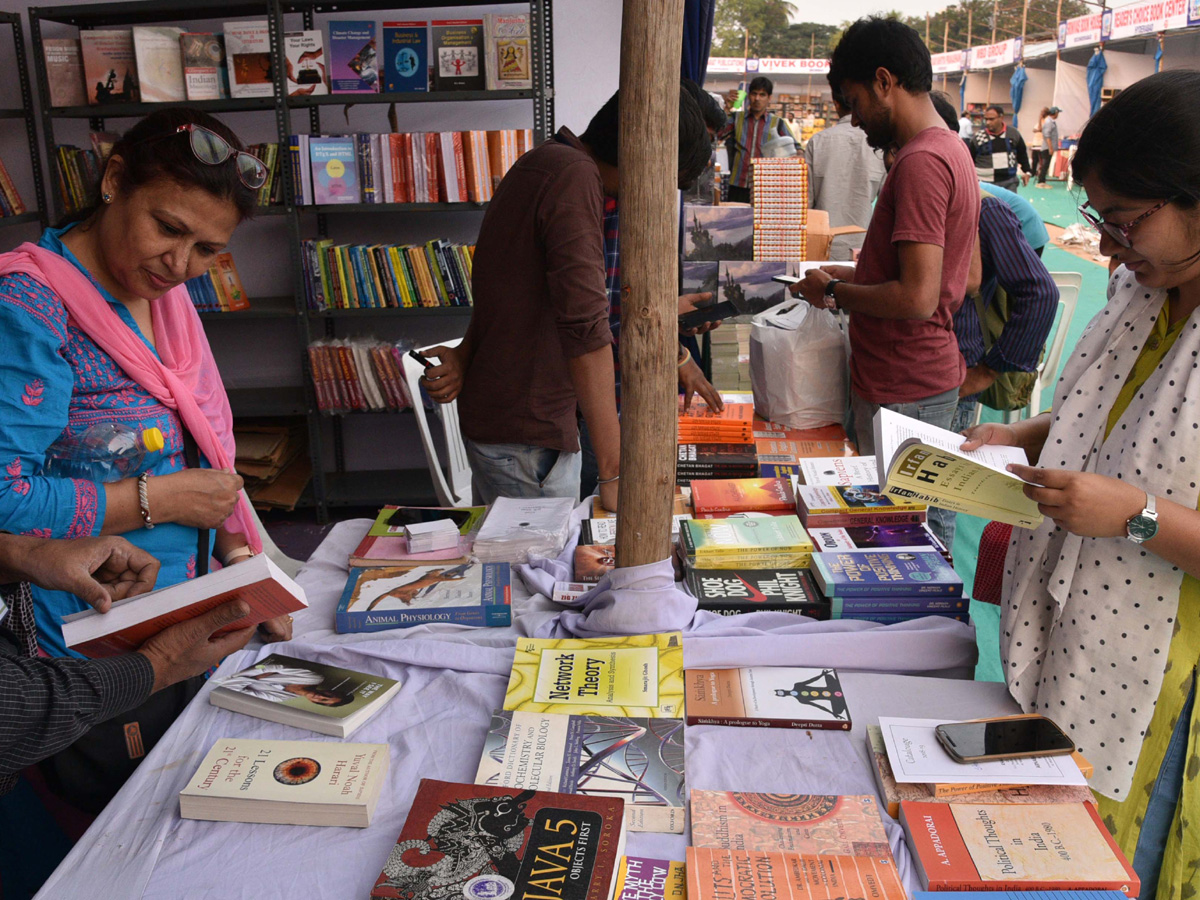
{"left": 43, "top": 423, "right": 165, "bottom": 482}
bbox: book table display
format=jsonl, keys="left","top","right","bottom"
{"left": 35, "top": 516, "right": 992, "bottom": 899}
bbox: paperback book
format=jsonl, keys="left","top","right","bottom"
{"left": 81, "top": 30, "right": 140, "bottom": 104}
{"left": 685, "top": 666, "right": 850, "bottom": 730}
{"left": 209, "top": 652, "right": 401, "bottom": 738}
{"left": 808, "top": 523, "right": 948, "bottom": 556}
{"left": 686, "top": 848, "right": 906, "bottom": 900}
{"left": 757, "top": 438, "right": 859, "bottom": 478}
{"left": 224, "top": 21, "right": 273, "bottom": 98}
{"left": 179, "top": 738, "right": 389, "bottom": 827}
{"left": 309, "top": 136, "right": 359, "bottom": 204}
{"left": 690, "top": 791, "right": 891, "bottom": 857}
{"left": 614, "top": 857, "right": 687, "bottom": 900}
{"left": 62, "top": 554, "right": 306, "bottom": 658}
{"left": 336, "top": 563, "right": 511, "bottom": 632}
{"left": 382, "top": 21, "right": 428, "bottom": 92}
{"left": 575, "top": 543, "right": 616, "bottom": 584}
{"left": 371, "top": 779, "right": 625, "bottom": 899}
{"left": 797, "top": 484, "right": 927, "bottom": 529}
{"left": 676, "top": 442, "right": 758, "bottom": 483}
{"left": 798, "top": 456, "right": 879, "bottom": 486}
{"left": 430, "top": 20, "right": 485, "bottom": 91}
{"left": 329, "top": 21, "right": 378, "bottom": 93}
{"left": 504, "top": 632, "right": 685, "bottom": 718}
{"left": 132, "top": 25, "right": 185, "bottom": 102}
{"left": 283, "top": 30, "right": 328, "bottom": 96}
{"left": 179, "top": 32, "right": 225, "bottom": 100}
{"left": 475, "top": 709, "right": 685, "bottom": 833}
{"left": 483, "top": 13, "right": 531, "bottom": 90}
{"left": 679, "top": 515, "right": 814, "bottom": 570}
{"left": 42, "top": 38, "right": 87, "bottom": 107}
{"left": 811, "top": 550, "right": 964, "bottom": 598}
{"left": 690, "top": 477, "right": 795, "bottom": 518}
{"left": 684, "top": 568, "right": 829, "bottom": 618}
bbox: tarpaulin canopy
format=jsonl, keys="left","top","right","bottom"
{"left": 1087, "top": 49, "right": 1107, "bottom": 116}
{"left": 1010, "top": 65, "right": 1028, "bottom": 128}
{"left": 682, "top": 0, "right": 716, "bottom": 85}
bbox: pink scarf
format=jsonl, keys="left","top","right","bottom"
{"left": 0, "top": 242, "right": 261, "bottom": 552}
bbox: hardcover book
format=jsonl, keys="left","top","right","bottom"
{"left": 679, "top": 515, "right": 814, "bottom": 570}
{"left": 475, "top": 709, "right": 685, "bottom": 833}
{"left": 690, "top": 791, "right": 890, "bottom": 857}
{"left": 80, "top": 30, "right": 140, "bottom": 104}
{"left": 382, "top": 21, "right": 428, "bottom": 92}
{"left": 811, "top": 550, "right": 964, "bottom": 597}
{"left": 329, "top": 21, "right": 378, "bottom": 93}
{"left": 503, "top": 632, "right": 684, "bottom": 718}
{"left": 483, "top": 13, "right": 531, "bottom": 90}
{"left": 309, "top": 136, "right": 359, "bottom": 204}
{"left": 431, "top": 20, "right": 485, "bottom": 91}
{"left": 798, "top": 456, "right": 879, "bottom": 486}
{"left": 900, "top": 802, "right": 1139, "bottom": 894}
{"left": 685, "top": 568, "right": 829, "bottom": 617}
{"left": 179, "top": 738, "right": 389, "bottom": 827}
{"left": 614, "top": 857, "right": 686, "bottom": 900}
{"left": 335, "top": 562, "right": 511, "bottom": 632}
{"left": 223, "top": 21, "right": 273, "bottom": 99}
{"left": 283, "top": 30, "right": 328, "bottom": 96}
{"left": 62, "top": 554, "right": 306, "bottom": 658}
{"left": 42, "top": 39, "right": 87, "bottom": 107}
{"left": 686, "top": 848, "right": 906, "bottom": 900}
{"left": 797, "top": 484, "right": 927, "bottom": 529}
{"left": 684, "top": 666, "right": 850, "bottom": 730}
{"left": 209, "top": 652, "right": 401, "bottom": 738}
{"left": 132, "top": 26, "right": 185, "bottom": 102}
{"left": 691, "top": 477, "right": 795, "bottom": 518}
{"left": 179, "top": 32, "right": 225, "bottom": 100}
{"left": 371, "top": 779, "right": 625, "bottom": 899}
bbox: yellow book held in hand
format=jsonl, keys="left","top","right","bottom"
{"left": 872, "top": 408, "right": 1043, "bottom": 529}
{"left": 504, "top": 632, "right": 684, "bottom": 718}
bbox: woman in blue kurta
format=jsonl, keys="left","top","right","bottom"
{"left": 0, "top": 108, "right": 291, "bottom": 806}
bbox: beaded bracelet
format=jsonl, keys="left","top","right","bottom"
{"left": 137, "top": 472, "right": 154, "bottom": 530}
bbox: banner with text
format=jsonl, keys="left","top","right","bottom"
{"left": 757, "top": 58, "right": 830, "bottom": 74}
{"left": 1058, "top": 13, "right": 1105, "bottom": 48}
{"left": 969, "top": 37, "right": 1023, "bottom": 69}
{"left": 1105, "top": 0, "right": 1189, "bottom": 40}
{"left": 931, "top": 49, "right": 968, "bottom": 73}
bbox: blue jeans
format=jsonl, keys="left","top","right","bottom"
{"left": 464, "top": 439, "right": 582, "bottom": 507}
{"left": 1133, "top": 674, "right": 1195, "bottom": 900}
{"left": 849, "top": 386, "right": 961, "bottom": 549}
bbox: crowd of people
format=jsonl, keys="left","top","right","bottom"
{"left": 0, "top": 14, "right": 1195, "bottom": 899}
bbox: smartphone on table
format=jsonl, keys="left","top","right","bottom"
{"left": 934, "top": 714, "right": 1076, "bottom": 763}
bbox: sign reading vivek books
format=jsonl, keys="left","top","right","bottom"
{"left": 382, "top": 21, "right": 428, "bottom": 92}
{"left": 329, "top": 21, "right": 378, "bottom": 93}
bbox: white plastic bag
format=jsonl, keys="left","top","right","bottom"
{"left": 749, "top": 301, "right": 847, "bottom": 429}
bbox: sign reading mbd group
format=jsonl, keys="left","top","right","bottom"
{"left": 968, "top": 37, "right": 1023, "bottom": 69}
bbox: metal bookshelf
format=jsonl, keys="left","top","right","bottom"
{"left": 29, "top": 0, "right": 554, "bottom": 521}
{"left": 0, "top": 12, "right": 47, "bottom": 233}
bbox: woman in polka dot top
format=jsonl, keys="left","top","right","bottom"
{"left": 962, "top": 71, "right": 1200, "bottom": 900}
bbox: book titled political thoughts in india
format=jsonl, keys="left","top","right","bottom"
{"left": 685, "top": 666, "right": 851, "bottom": 730}
{"left": 371, "top": 779, "right": 625, "bottom": 900}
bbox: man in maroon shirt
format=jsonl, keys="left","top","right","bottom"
{"left": 791, "top": 18, "right": 979, "bottom": 532}
{"left": 421, "top": 87, "right": 711, "bottom": 512}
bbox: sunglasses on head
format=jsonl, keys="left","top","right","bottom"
{"left": 1078, "top": 198, "right": 1174, "bottom": 249}
{"left": 140, "top": 124, "right": 267, "bottom": 191}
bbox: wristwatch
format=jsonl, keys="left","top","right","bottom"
{"left": 1125, "top": 492, "right": 1159, "bottom": 543}
{"left": 824, "top": 278, "right": 844, "bottom": 309}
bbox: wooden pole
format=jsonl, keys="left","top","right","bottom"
{"left": 966, "top": 6, "right": 974, "bottom": 112}
{"left": 986, "top": 0, "right": 998, "bottom": 104}
{"left": 806, "top": 33, "right": 815, "bottom": 107}
{"left": 942, "top": 20, "right": 950, "bottom": 92}
{"left": 615, "top": 0, "right": 684, "bottom": 568}
{"left": 1056, "top": 0, "right": 1063, "bottom": 59}
{"left": 926, "top": 12, "right": 931, "bottom": 45}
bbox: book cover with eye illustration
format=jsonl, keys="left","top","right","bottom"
{"left": 335, "top": 563, "right": 511, "bottom": 633}
{"left": 179, "top": 738, "right": 389, "bottom": 827}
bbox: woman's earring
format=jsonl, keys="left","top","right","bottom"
{"left": 102, "top": 192, "right": 113, "bottom": 203}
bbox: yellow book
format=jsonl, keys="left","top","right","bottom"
{"left": 503, "top": 632, "right": 684, "bottom": 718}
{"left": 333, "top": 245, "right": 353, "bottom": 309}
{"left": 388, "top": 246, "right": 413, "bottom": 308}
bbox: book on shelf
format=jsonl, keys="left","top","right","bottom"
{"left": 808, "top": 522, "right": 949, "bottom": 557}
{"left": 301, "top": 238, "right": 474, "bottom": 311}
{"left": 283, "top": 30, "right": 328, "bottom": 96}
{"left": 382, "top": 21, "right": 429, "bottom": 92}
{"left": 0, "top": 158, "right": 26, "bottom": 218}
{"left": 684, "top": 666, "right": 850, "bottom": 730}
{"left": 179, "top": 737, "right": 388, "bottom": 827}
{"left": 309, "top": 136, "right": 359, "bottom": 204}
{"left": 42, "top": 38, "right": 87, "bottom": 107}
{"left": 690, "top": 791, "right": 891, "bottom": 857}
{"left": 873, "top": 407, "right": 1043, "bottom": 529}
{"left": 900, "top": 801, "right": 1138, "bottom": 894}
{"left": 53, "top": 145, "right": 100, "bottom": 214}
{"left": 474, "top": 709, "right": 685, "bottom": 833}
{"left": 503, "top": 632, "right": 685, "bottom": 718}
{"left": 483, "top": 13, "right": 532, "bottom": 90}
{"left": 61, "top": 554, "right": 306, "bottom": 658}
{"left": 223, "top": 21, "right": 273, "bottom": 99}
{"left": 310, "top": 339, "right": 416, "bottom": 414}
{"left": 797, "top": 484, "right": 927, "bottom": 529}
{"left": 678, "top": 515, "right": 814, "bottom": 570}
{"left": 80, "top": 29, "right": 140, "bottom": 104}
{"left": 335, "top": 562, "right": 512, "bottom": 633}
{"left": 690, "top": 477, "right": 795, "bottom": 518}
{"left": 865, "top": 725, "right": 1095, "bottom": 818}
{"left": 371, "top": 779, "right": 625, "bottom": 899}
{"left": 209, "top": 652, "right": 401, "bottom": 738}
{"left": 811, "top": 549, "right": 964, "bottom": 598}
{"left": 234, "top": 423, "right": 307, "bottom": 503}
{"left": 798, "top": 455, "right": 879, "bottom": 486}
{"left": 132, "top": 26, "right": 185, "bottom": 103}
{"left": 184, "top": 251, "right": 249, "bottom": 312}
{"left": 614, "top": 857, "right": 687, "bottom": 900}
{"left": 684, "top": 567, "right": 830, "bottom": 618}
{"left": 179, "top": 32, "right": 225, "bottom": 101}
{"left": 686, "top": 848, "right": 906, "bottom": 900}
{"left": 328, "top": 21, "right": 378, "bottom": 93}
{"left": 431, "top": 19, "right": 485, "bottom": 91}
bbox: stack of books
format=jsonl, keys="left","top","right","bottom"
{"left": 754, "top": 419, "right": 858, "bottom": 478}
{"left": 751, "top": 156, "right": 809, "bottom": 261}
{"left": 473, "top": 496, "right": 576, "bottom": 564}
{"left": 809, "top": 548, "right": 968, "bottom": 625}
{"left": 707, "top": 321, "right": 752, "bottom": 392}
{"left": 0, "top": 157, "right": 26, "bottom": 217}
{"left": 678, "top": 515, "right": 814, "bottom": 571}
{"left": 233, "top": 423, "right": 311, "bottom": 512}
{"left": 307, "top": 338, "right": 413, "bottom": 414}
{"left": 184, "top": 252, "right": 250, "bottom": 313}
{"left": 690, "top": 476, "right": 795, "bottom": 519}
{"left": 676, "top": 442, "right": 758, "bottom": 485}
{"left": 349, "top": 504, "right": 486, "bottom": 567}
{"left": 796, "top": 483, "right": 927, "bottom": 530}
{"left": 300, "top": 238, "right": 473, "bottom": 310}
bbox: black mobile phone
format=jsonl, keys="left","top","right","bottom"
{"left": 934, "top": 715, "right": 1076, "bottom": 763}
{"left": 386, "top": 506, "right": 472, "bottom": 530}
{"left": 771, "top": 275, "right": 802, "bottom": 285}
{"left": 678, "top": 299, "right": 738, "bottom": 330}
{"left": 408, "top": 349, "right": 433, "bottom": 370}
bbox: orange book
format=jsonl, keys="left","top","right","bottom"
{"left": 686, "top": 848, "right": 905, "bottom": 900}
{"left": 691, "top": 477, "right": 795, "bottom": 518}
{"left": 900, "top": 801, "right": 1139, "bottom": 894}
{"left": 212, "top": 252, "right": 249, "bottom": 311}
{"left": 753, "top": 418, "right": 850, "bottom": 443}
{"left": 486, "top": 130, "right": 505, "bottom": 189}
{"left": 930, "top": 750, "right": 1095, "bottom": 797}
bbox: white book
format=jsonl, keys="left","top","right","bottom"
{"left": 132, "top": 26, "right": 185, "bottom": 102}
{"left": 298, "top": 133, "right": 312, "bottom": 204}
{"left": 798, "top": 455, "right": 879, "bottom": 486}
{"left": 370, "top": 134, "right": 385, "bottom": 205}
{"left": 379, "top": 133, "right": 394, "bottom": 203}
{"left": 438, "top": 132, "right": 461, "bottom": 202}
{"left": 224, "top": 20, "right": 274, "bottom": 99}
{"left": 283, "top": 30, "right": 328, "bottom": 96}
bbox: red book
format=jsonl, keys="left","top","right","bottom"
{"left": 899, "top": 801, "right": 1139, "bottom": 894}
{"left": 691, "top": 477, "right": 795, "bottom": 518}
{"left": 371, "top": 779, "right": 625, "bottom": 900}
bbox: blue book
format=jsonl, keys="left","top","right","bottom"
{"left": 328, "top": 21, "right": 378, "bottom": 93}
{"left": 382, "top": 21, "right": 428, "bottom": 92}
{"left": 830, "top": 593, "right": 969, "bottom": 616}
{"left": 811, "top": 549, "right": 963, "bottom": 598}
{"left": 309, "top": 135, "right": 359, "bottom": 204}
{"left": 840, "top": 610, "right": 970, "bottom": 625}
{"left": 336, "top": 563, "right": 511, "bottom": 633}
{"left": 915, "top": 894, "right": 1127, "bottom": 900}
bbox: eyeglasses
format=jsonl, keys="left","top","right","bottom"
{"left": 1078, "top": 198, "right": 1173, "bottom": 249}
{"left": 149, "top": 124, "right": 268, "bottom": 191}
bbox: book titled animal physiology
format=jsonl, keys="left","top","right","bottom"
{"left": 335, "top": 563, "right": 511, "bottom": 632}
{"left": 685, "top": 666, "right": 850, "bottom": 730}
{"left": 504, "top": 632, "right": 685, "bottom": 718}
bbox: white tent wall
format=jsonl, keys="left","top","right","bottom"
{"left": 1017, "top": 66, "right": 1057, "bottom": 132}
{"left": 963, "top": 70, "right": 992, "bottom": 106}
{"left": 1053, "top": 59, "right": 1091, "bottom": 136}
{"left": 1101, "top": 46, "right": 1156, "bottom": 89}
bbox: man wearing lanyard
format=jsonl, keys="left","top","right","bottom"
{"left": 720, "top": 76, "right": 791, "bottom": 203}
{"left": 969, "top": 105, "right": 1033, "bottom": 192}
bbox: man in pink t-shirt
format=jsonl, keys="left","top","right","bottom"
{"left": 791, "top": 17, "right": 980, "bottom": 515}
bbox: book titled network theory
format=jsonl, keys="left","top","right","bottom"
{"left": 336, "top": 563, "right": 511, "bottom": 632}
{"left": 504, "top": 632, "right": 685, "bottom": 718}
{"left": 685, "top": 666, "right": 851, "bottom": 730}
